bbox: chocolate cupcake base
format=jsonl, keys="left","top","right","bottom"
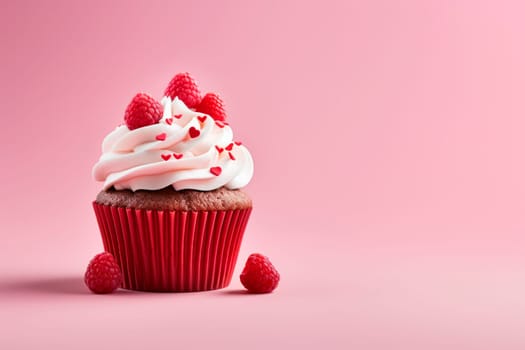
{"left": 93, "top": 188, "right": 252, "bottom": 292}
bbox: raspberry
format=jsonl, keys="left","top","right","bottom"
{"left": 164, "top": 72, "right": 202, "bottom": 108}
{"left": 84, "top": 252, "right": 122, "bottom": 294}
{"left": 240, "top": 253, "right": 280, "bottom": 293}
{"left": 124, "top": 93, "right": 163, "bottom": 130}
{"left": 196, "top": 92, "right": 227, "bottom": 121}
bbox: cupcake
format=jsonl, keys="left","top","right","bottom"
{"left": 92, "top": 73, "right": 254, "bottom": 292}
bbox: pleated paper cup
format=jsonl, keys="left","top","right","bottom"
{"left": 92, "top": 202, "right": 252, "bottom": 292}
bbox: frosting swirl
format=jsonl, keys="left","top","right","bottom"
{"left": 93, "top": 97, "right": 254, "bottom": 191}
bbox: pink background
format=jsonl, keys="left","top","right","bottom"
{"left": 1, "top": 0, "right": 525, "bottom": 348}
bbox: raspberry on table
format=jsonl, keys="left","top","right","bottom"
{"left": 84, "top": 252, "right": 122, "bottom": 294}
{"left": 164, "top": 72, "right": 202, "bottom": 108}
{"left": 196, "top": 92, "right": 227, "bottom": 121}
{"left": 124, "top": 93, "right": 163, "bottom": 130}
{"left": 240, "top": 253, "right": 280, "bottom": 293}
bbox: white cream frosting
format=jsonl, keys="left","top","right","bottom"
{"left": 92, "top": 97, "right": 254, "bottom": 191}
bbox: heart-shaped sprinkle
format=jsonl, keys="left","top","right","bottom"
{"left": 235, "top": 141, "right": 242, "bottom": 146}
{"left": 228, "top": 152, "right": 236, "bottom": 160}
{"left": 215, "top": 145, "right": 224, "bottom": 153}
{"left": 225, "top": 143, "right": 234, "bottom": 151}
{"left": 156, "top": 133, "right": 167, "bottom": 141}
{"left": 165, "top": 118, "right": 173, "bottom": 125}
{"left": 173, "top": 153, "right": 183, "bottom": 159}
{"left": 215, "top": 121, "right": 225, "bottom": 128}
{"left": 174, "top": 114, "right": 183, "bottom": 119}
{"left": 198, "top": 115, "right": 207, "bottom": 123}
{"left": 189, "top": 127, "right": 200, "bottom": 138}
{"left": 210, "top": 166, "right": 222, "bottom": 176}
{"left": 161, "top": 154, "right": 171, "bottom": 161}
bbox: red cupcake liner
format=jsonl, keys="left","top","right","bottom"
{"left": 92, "top": 202, "right": 252, "bottom": 292}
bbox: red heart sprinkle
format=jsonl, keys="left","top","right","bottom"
{"left": 156, "top": 133, "right": 167, "bottom": 141}
{"left": 225, "top": 143, "right": 234, "bottom": 151}
{"left": 215, "top": 121, "right": 225, "bottom": 128}
{"left": 235, "top": 141, "right": 242, "bottom": 146}
{"left": 198, "top": 115, "right": 207, "bottom": 123}
{"left": 165, "top": 118, "right": 173, "bottom": 125}
{"left": 189, "top": 127, "right": 200, "bottom": 138}
{"left": 215, "top": 145, "right": 224, "bottom": 153}
{"left": 228, "top": 152, "right": 236, "bottom": 160}
{"left": 173, "top": 153, "right": 183, "bottom": 159}
{"left": 161, "top": 154, "right": 171, "bottom": 161}
{"left": 174, "top": 114, "right": 183, "bottom": 119}
{"left": 210, "top": 166, "right": 222, "bottom": 176}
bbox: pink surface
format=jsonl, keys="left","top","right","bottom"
{"left": 1, "top": 0, "right": 525, "bottom": 349}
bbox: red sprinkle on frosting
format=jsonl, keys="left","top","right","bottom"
{"left": 165, "top": 118, "right": 173, "bottom": 125}
{"left": 161, "top": 154, "right": 171, "bottom": 161}
{"left": 226, "top": 143, "right": 234, "bottom": 151}
{"left": 173, "top": 153, "right": 183, "bottom": 159}
{"left": 156, "top": 133, "right": 167, "bottom": 141}
{"left": 174, "top": 114, "right": 183, "bottom": 119}
{"left": 215, "top": 146, "right": 224, "bottom": 153}
{"left": 215, "top": 121, "right": 225, "bottom": 128}
{"left": 235, "top": 141, "right": 242, "bottom": 146}
{"left": 228, "top": 152, "right": 236, "bottom": 160}
{"left": 210, "top": 166, "right": 222, "bottom": 176}
{"left": 198, "top": 115, "right": 207, "bottom": 123}
{"left": 189, "top": 127, "right": 200, "bottom": 138}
